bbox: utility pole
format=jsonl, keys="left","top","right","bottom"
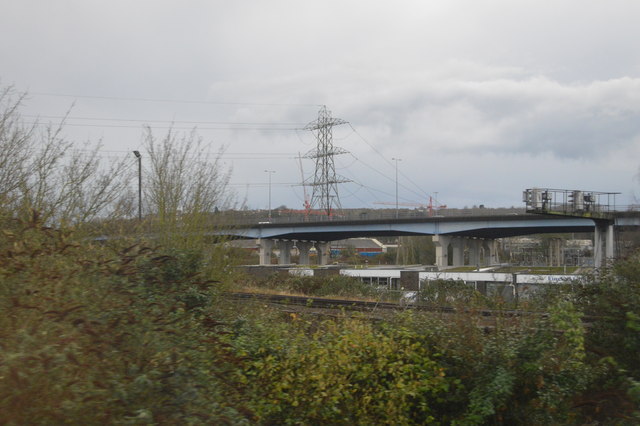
{"left": 132, "top": 150, "right": 142, "bottom": 221}
{"left": 304, "top": 106, "right": 349, "bottom": 218}
{"left": 392, "top": 157, "right": 402, "bottom": 219}
{"left": 434, "top": 192, "right": 439, "bottom": 215}
{"left": 265, "top": 169, "right": 275, "bottom": 220}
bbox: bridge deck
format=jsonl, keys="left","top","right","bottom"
{"left": 222, "top": 213, "right": 602, "bottom": 241}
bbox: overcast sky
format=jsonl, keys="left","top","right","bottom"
{"left": 2, "top": 0, "right": 640, "bottom": 211}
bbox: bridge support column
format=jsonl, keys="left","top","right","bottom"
{"left": 296, "top": 241, "right": 313, "bottom": 265}
{"left": 606, "top": 223, "right": 616, "bottom": 261}
{"left": 548, "top": 238, "right": 564, "bottom": 267}
{"left": 491, "top": 240, "right": 500, "bottom": 264}
{"left": 483, "top": 239, "right": 500, "bottom": 265}
{"left": 451, "top": 237, "right": 465, "bottom": 267}
{"left": 468, "top": 238, "right": 481, "bottom": 268}
{"left": 258, "top": 238, "right": 274, "bottom": 265}
{"left": 594, "top": 225, "right": 604, "bottom": 268}
{"left": 594, "top": 222, "right": 616, "bottom": 268}
{"left": 317, "top": 242, "right": 331, "bottom": 265}
{"left": 277, "top": 240, "right": 293, "bottom": 264}
{"left": 433, "top": 235, "right": 451, "bottom": 269}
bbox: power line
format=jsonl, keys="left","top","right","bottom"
{"left": 29, "top": 92, "right": 323, "bottom": 108}
{"left": 344, "top": 152, "right": 426, "bottom": 201}
{"left": 228, "top": 182, "right": 300, "bottom": 187}
{"left": 71, "top": 148, "right": 292, "bottom": 155}
{"left": 72, "top": 148, "right": 294, "bottom": 159}
{"left": 337, "top": 182, "right": 369, "bottom": 206}
{"left": 77, "top": 154, "right": 296, "bottom": 162}
{"left": 25, "top": 121, "right": 302, "bottom": 131}
{"left": 337, "top": 162, "right": 419, "bottom": 206}
{"left": 348, "top": 123, "right": 430, "bottom": 200}
{"left": 22, "top": 114, "right": 306, "bottom": 126}
{"left": 352, "top": 181, "right": 397, "bottom": 200}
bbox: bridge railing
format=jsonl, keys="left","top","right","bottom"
{"left": 523, "top": 188, "right": 634, "bottom": 218}
{"left": 215, "top": 204, "right": 640, "bottom": 227}
{"left": 220, "top": 207, "right": 529, "bottom": 226}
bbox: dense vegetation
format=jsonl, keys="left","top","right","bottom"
{"left": 2, "top": 215, "right": 640, "bottom": 424}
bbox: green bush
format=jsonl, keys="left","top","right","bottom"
{"left": 419, "top": 279, "right": 487, "bottom": 308}
{"left": 253, "top": 273, "right": 385, "bottom": 299}
{"left": 4, "top": 214, "right": 640, "bottom": 424}
{"left": 0, "top": 215, "right": 249, "bottom": 424}
{"left": 575, "top": 255, "right": 640, "bottom": 378}
{"left": 241, "top": 316, "right": 451, "bottom": 424}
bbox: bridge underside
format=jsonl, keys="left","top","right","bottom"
{"left": 264, "top": 225, "right": 596, "bottom": 242}
{"left": 227, "top": 215, "right": 597, "bottom": 241}
{"left": 221, "top": 214, "right": 620, "bottom": 269}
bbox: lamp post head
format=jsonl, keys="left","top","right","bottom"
{"left": 133, "top": 150, "right": 141, "bottom": 158}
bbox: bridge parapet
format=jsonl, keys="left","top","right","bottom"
{"left": 220, "top": 206, "right": 528, "bottom": 226}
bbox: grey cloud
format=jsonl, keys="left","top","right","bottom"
{"left": 3, "top": 1, "right": 640, "bottom": 208}
{"left": 337, "top": 75, "right": 640, "bottom": 160}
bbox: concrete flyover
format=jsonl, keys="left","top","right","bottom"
{"left": 221, "top": 213, "right": 639, "bottom": 268}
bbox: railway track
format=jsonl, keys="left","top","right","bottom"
{"left": 226, "top": 291, "right": 415, "bottom": 312}
{"left": 224, "top": 293, "right": 600, "bottom": 336}
{"left": 224, "top": 291, "right": 551, "bottom": 319}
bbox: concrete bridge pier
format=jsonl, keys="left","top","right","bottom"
{"left": 594, "top": 222, "right": 616, "bottom": 268}
{"left": 317, "top": 242, "right": 331, "bottom": 265}
{"left": 296, "top": 241, "right": 313, "bottom": 265}
{"left": 482, "top": 239, "right": 500, "bottom": 265}
{"left": 258, "top": 238, "right": 274, "bottom": 265}
{"left": 468, "top": 238, "right": 481, "bottom": 268}
{"left": 258, "top": 238, "right": 330, "bottom": 266}
{"left": 548, "top": 238, "right": 564, "bottom": 267}
{"left": 607, "top": 223, "right": 616, "bottom": 260}
{"left": 451, "top": 237, "right": 465, "bottom": 267}
{"left": 433, "top": 235, "right": 450, "bottom": 269}
{"left": 277, "top": 240, "right": 293, "bottom": 264}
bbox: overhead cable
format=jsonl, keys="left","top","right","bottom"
{"left": 29, "top": 92, "right": 322, "bottom": 108}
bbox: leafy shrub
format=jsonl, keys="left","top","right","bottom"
{"left": 253, "top": 273, "right": 385, "bottom": 299}
{"left": 565, "top": 253, "right": 640, "bottom": 421}
{"left": 387, "top": 302, "right": 593, "bottom": 424}
{"left": 241, "top": 316, "right": 451, "bottom": 424}
{"left": 4, "top": 213, "right": 640, "bottom": 424}
{"left": 419, "top": 279, "right": 487, "bottom": 308}
{"left": 0, "top": 214, "right": 249, "bottom": 424}
{"left": 575, "top": 254, "right": 640, "bottom": 378}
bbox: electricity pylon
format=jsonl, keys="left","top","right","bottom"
{"left": 303, "top": 106, "right": 349, "bottom": 217}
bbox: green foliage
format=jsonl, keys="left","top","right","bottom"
{"left": 574, "top": 254, "right": 640, "bottom": 379}
{"left": 371, "top": 248, "right": 397, "bottom": 265}
{"left": 241, "top": 316, "right": 450, "bottom": 424}
{"left": 335, "top": 244, "right": 362, "bottom": 264}
{"left": 0, "top": 214, "right": 249, "bottom": 424}
{"left": 251, "top": 273, "right": 386, "bottom": 299}
{"left": 389, "top": 301, "right": 592, "bottom": 424}
{"left": 561, "top": 252, "right": 640, "bottom": 421}
{"left": 5, "top": 212, "right": 640, "bottom": 423}
{"left": 396, "top": 236, "right": 435, "bottom": 265}
{"left": 419, "top": 279, "right": 487, "bottom": 307}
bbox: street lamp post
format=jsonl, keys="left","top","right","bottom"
{"left": 132, "top": 151, "right": 142, "bottom": 221}
{"left": 392, "top": 157, "right": 402, "bottom": 219}
{"left": 265, "top": 170, "right": 275, "bottom": 220}
{"left": 434, "top": 191, "right": 439, "bottom": 215}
